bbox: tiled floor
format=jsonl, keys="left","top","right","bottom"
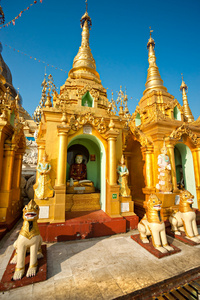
{"left": 0, "top": 220, "right": 200, "bottom": 299}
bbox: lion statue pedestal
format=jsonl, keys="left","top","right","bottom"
{"left": 138, "top": 194, "right": 173, "bottom": 253}
{"left": 10, "top": 199, "right": 43, "bottom": 280}
{"left": 169, "top": 190, "right": 200, "bottom": 243}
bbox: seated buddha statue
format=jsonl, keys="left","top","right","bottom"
{"left": 70, "top": 154, "right": 87, "bottom": 181}
{"left": 66, "top": 154, "right": 94, "bottom": 193}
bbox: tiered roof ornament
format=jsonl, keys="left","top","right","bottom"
{"left": 68, "top": 0, "right": 101, "bottom": 83}
{"left": 33, "top": 73, "right": 56, "bottom": 123}
{"left": 144, "top": 28, "right": 167, "bottom": 95}
{"left": 108, "top": 86, "right": 131, "bottom": 124}
{"left": 180, "top": 74, "right": 194, "bottom": 122}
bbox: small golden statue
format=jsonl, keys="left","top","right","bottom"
{"left": 156, "top": 144, "right": 172, "bottom": 193}
{"left": 34, "top": 153, "right": 54, "bottom": 200}
{"left": 117, "top": 155, "right": 130, "bottom": 197}
{"left": 10, "top": 200, "right": 43, "bottom": 280}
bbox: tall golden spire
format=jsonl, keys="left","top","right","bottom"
{"left": 68, "top": 1, "right": 101, "bottom": 83}
{"left": 143, "top": 28, "right": 167, "bottom": 95}
{"left": 180, "top": 75, "right": 194, "bottom": 122}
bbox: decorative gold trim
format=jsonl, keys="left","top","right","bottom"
{"left": 29, "top": 262, "right": 38, "bottom": 269}
{"left": 15, "top": 267, "right": 25, "bottom": 272}
{"left": 170, "top": 123, "right": 200, "bottom": 146}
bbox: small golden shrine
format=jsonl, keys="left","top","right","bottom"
{"left": 34, "top": 8, "right": 200, "bottom": 229}
{"left": 0, "top": 4, "right": 35, "bottom": 230}
{"left": 127, "top": 29, "right": 200, "bottom": 219}
{"left": 34, "top": 7, "right": 135, "bottom": 223}
{"left": 0, "top": 76, "right": 26, "bottom": 227}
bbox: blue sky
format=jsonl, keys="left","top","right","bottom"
{"left": 1, "top": 0, "right": 200, "bottom": 119}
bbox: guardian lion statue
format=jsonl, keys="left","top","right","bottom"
{"left": 138, "top": 194, "right": 173, "bottom": 253}
{"left": 11, "top": 199, "right": 43, "bottom": 280}
{"left": 169, "top": 190, "right": 200, "bottom": 243}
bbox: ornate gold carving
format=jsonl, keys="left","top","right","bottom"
{"left": 169, "top": 123, "right": 200, "bottom": 145}
{"left": 129, "top": 124, "right": 152, "bottom": 147}
{"left": 70, "top": 112, "right": 107, "bottom": 134}
{"left": 78, "top": 84, "right": 100, "bottom": 102}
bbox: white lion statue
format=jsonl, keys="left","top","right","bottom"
{"left": 11, "top": 199, "right": 43, "bottom": 280}
{"left": 169, "top": 189, "right": 200, "bottom": 243}
{"left": 138, "top": 194, "right": 173, "bottom": 253}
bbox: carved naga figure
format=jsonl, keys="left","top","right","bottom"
{"left": 11, "top": 200, "right": 43, "bottom": 280}
{"left": 138, "top": 194, "right": 173, "bottom": 253}
{"left": 169, "top": 190, "right": 200, "bottom": 243}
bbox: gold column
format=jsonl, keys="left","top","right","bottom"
{"left": 0, "top": 130, "right": 6, "bottom": 186}
{"left": 1, "top": 144, "right": 15, "bottom": 191}
{"left": 105, "top": 128, "right": 121, "bottom": 217}
{"left": 107, "top": 132, "right": 118, "bottom": 185}
{"left": 142, "top": 145, "right": 154, "bottom": 190}
{"left": 12, "top": 151, "right": 23, "bottom": 189}
{"left": 56, "top": 125, "right": 70, "bottom": 186}
{"left": 167, "top": 143, "right": 179, "bottom": 193}
{"left": 52, "top": 124, "right": 70, "bottom": 223}
{"left": 192, "top": 148, "right": 200, "bottom": 209}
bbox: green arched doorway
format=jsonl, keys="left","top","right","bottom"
{"left": 174, "top": 143, "right": 197, "bottom": 207}
{"left": 67, "top": 134, "right": 106, "bottom": 211}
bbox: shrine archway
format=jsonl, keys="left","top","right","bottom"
{"left": 174, "top": 143, "right": 197, "bottom": 207}
{"left": 67, "top": 134, "right": 106, "bottom": 211}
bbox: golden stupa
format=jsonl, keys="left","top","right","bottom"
{"left": 34, "top": 6, "right": 135, "bottom": 223}
{"left": 32, "top": 10, "right": 200, "bottom": 232}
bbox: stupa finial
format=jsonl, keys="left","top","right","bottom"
{"left": 80, "top": 0, "right": 92, "bottom": 29}
{"left": 68, "top": 2, "right": 101, "bottom": 82}
{"left": 85, "top": 0, "right": 88, "bottom": 13}
{"left": 143, "top": 29, "right": 167, "bottom": 95}
{"left": 180, "top": 74, "right": 194, "bottom": 122}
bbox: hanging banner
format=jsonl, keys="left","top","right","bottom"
{"left": 4, "top": 44, "right": 67, "bottom": 73}
{"left": 0, "top": 0, "right": 43, "bottom": 29}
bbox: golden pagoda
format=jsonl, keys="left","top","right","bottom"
{"left": 33, "top": 8, "right": 200, "bottom": 241}
{"left": 0, "top": 66, "right": 26, "bottom": 229}
{"left": 128, "top": 29, "right": 200, "bottom": 218}
{"left": 35, "top": 5, "right": 136, "bottom": 227}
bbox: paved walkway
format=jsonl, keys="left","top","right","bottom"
{"left": 0, "top": 221, "right": 200, "bottom": 300}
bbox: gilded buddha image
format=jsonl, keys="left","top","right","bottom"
{"left": 117, "top": 155, "right": 131, "bottom": 197}
{"left": 34, "top": 153, "right": 54, "bottom": 200}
